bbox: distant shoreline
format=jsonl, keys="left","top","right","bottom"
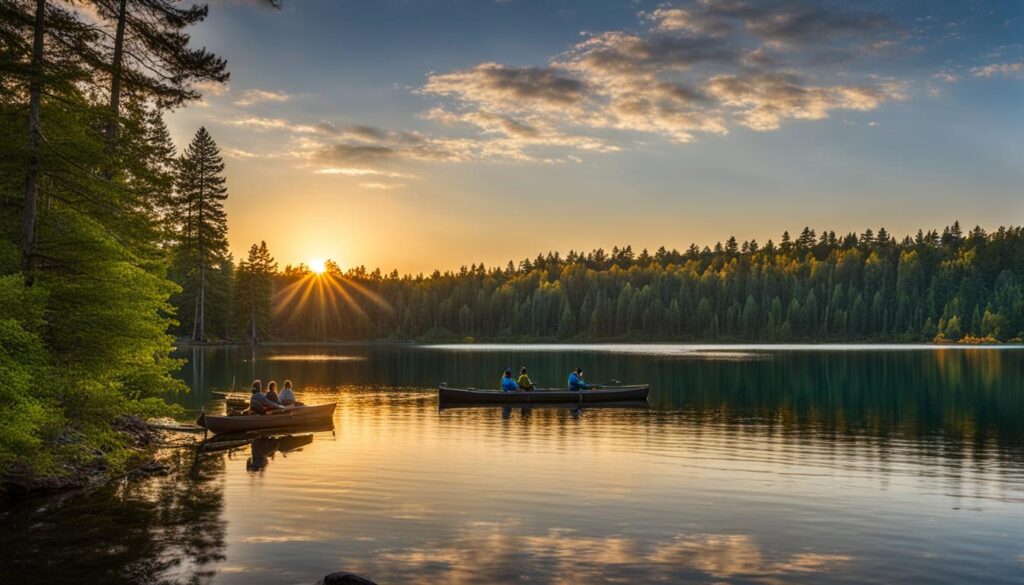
{"left": 173, "top": 339, "right": 1024, "bottom": 349}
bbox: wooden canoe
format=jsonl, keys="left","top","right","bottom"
{"left": 198, "top": 402, "right": 336, "bottom": 435}
{"left": 438, "top": 385, "right": 649, "bottom": 404}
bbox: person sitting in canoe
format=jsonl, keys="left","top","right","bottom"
{"left": 279, "top": 379, "right": 297, "bottom": 406}
{"left": 250, "top": 379, "right": 285, "bottom": 414}
{"left": 501, "top": 369, "right": 519, "bottom": 392}
{"left": 517, "top": 367, "right": 535, "bottom": 391}
{"left": 568, "top": 368, "right": 593, "bottom": 391}
{"left": 266, "top": 380, "right": 281, "bottom": 404}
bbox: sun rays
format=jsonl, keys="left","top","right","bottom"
{"left": 274, "top": 263, "right": 394, "bottom": 335}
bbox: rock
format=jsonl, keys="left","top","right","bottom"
{"left": 317, "top": 572, "right": 378, "bottom": 585}
{"left": 113, "top": 415, "right": 159, "bottom": 447}
{"left": 130, "top": 460, "right": 169, "bottom": 478}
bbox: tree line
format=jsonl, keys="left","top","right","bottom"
{"left": 264, "top": 222, "right": 1024, "bottom": 344}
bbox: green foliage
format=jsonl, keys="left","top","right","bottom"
{"left": 271, "top": 225, "right": 1024, "bottom": 343}
{"left": 0, "top": 2, "right": 203, "bottom": 483}
{"left": 232, "top": 241, "right": 277, "bottom": 341}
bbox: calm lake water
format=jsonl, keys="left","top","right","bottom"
{"left": 4, "top": 344, "right": 1024, "bottom": 584}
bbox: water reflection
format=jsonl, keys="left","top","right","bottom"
{"left": 0, "top": 448, "right": 226, "bottom": 585}
{"left": 200, "top": 424, "right": 333, "bottom": 473}
{"left": 358, "top": 521, "right": 853, "bottom": 584}
{"left": 6, "top": 345, "right": 1021, "bottom": 585}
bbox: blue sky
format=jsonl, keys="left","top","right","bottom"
{"left": 167, "top": 0, "right": 1024, "bottom": 272}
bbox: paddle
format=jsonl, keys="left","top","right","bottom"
{"left": 587, "top": 378, "right": 621, "bottom": 389}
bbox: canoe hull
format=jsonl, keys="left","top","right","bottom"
{"left": 438, "top": 385, "right": 649, "bottom": 404}
{"left": 201, "top": 402, "right": 336, "bottom": 435}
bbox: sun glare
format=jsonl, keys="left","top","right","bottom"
{"left": 309, "top": 258, "right": 327, "bottom": 274}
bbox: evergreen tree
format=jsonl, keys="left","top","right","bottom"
{"left": 172, "top": 127, "right": 229, "bottom": 341}
{"left": 234, "top": 241, "right": 278, "bottom": 341}
{"left": 90, "top": 0, "right": 228, "bottom": 163}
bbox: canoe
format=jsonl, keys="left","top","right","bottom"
{"left": 198, "top": 402, "right": 336, "bottom": 435}
{"left": 438, "top": 385, "right": 649, "bottom": 404}
{"left": 439, "top": 399, "right": 650, "bottom": 411}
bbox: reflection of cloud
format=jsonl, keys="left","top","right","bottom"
{"left": 358, "top": 522, "right": 853, "bottom": 583}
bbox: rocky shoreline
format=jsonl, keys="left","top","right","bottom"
{"left": 0, "top": 416, "right": 190, "bottom": 501}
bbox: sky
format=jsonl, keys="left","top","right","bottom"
{"left": 166, "top": 0, "right": 1024, "bottom": 273}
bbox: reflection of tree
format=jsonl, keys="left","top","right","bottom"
{"left": 355, "top": 521, "right": 852, "bottom": 584}
{"left": 0, "top": 448, "right": 226, "bottom": 584}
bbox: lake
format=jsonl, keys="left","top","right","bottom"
{"left": 3, "top": 344, "right": 1024, "bottom": 584}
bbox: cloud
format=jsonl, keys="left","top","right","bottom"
{"left": 226, "top": 116, "right": 320, "bottom": 133}
{"left": 422, "top": 62, "right": 588, "bottom": 111}
{"left": 643, "top": 1, "right": 890, "bottom": 46}
{"left": 214, "top": 1, "right": 912, "bottom": 170}
{"left": 233, "top": 89, "right": 291, "bottom": 107}
{"left": 314, "top": 167, "right": 410, "bottom": 178}
{"left": 971, "top": 61, "right": 1024, "bottom": 79}
{"left": 704, "top": 72, "right": 905, "bottom": 130}
{"left": 419, "top": 1, "right": 905, "bottom": 145}
{"left": 359, "top": 181, "right": 404, "bottom": 190}
{"left": 193, "top": 79, "right": 230, "bottom": 97}
{"left": 221, "top": 147, "right": 261, "bottom": 159}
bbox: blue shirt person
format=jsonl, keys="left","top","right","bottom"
{"left": 501, "top": 368, "right": 519, "bottom": 392}
{"left": 568, "top": 368, "right": 592, "bottom": 391}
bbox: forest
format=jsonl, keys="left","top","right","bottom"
{"left": 264, "top": 223, "right": 1024, "bottom": 344}
{"left": 1, "top": 0, "right": 1022, "bottom": 489}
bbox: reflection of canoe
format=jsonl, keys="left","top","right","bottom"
{"left": 198, "top": 403, "right": 336, "bottom": 435}
{"left": 439, "top": 399, "right": 651, "bottom": 411}
{"left": 438, "top": 385, "right": 649, "bottom": 404}
{"left": 200, "top": 423, "right": 333, "bottom": 452}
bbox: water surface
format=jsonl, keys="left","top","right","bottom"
{"left": 3, "top": 344, "right": 1024, "bottom": 584}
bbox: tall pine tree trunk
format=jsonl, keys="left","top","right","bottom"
{"left": 22, "top": 0, "right": 45, "bottom": 285}
{"left": 194, "top": 160, "right": 206, "bottom": 341}
{"left": 198, "top": 260, "right": 205, "bottom": 341}
{"left": 249, "top": 274, "right": 256, "bottom": 343}
{"left": 104, "top": 0, "right": 128, "bottom": 178}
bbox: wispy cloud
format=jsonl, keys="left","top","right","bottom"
{"left": 360, "top": 181, "right": 404, "bottom": 190}
{"left": 971, "top": 61, "right": 1024, "bottom": 79}
{"left": 234, "top": 89, "right": 292, "bottom": 107}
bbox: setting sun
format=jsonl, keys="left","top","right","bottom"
{"left": 308, "top": 258, "right": 327, "bottom": 274}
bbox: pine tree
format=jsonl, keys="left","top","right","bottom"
{"left": 234, "top": 241, "right": 278, "bottom": 342}
{"left": 90, "top": 0, "right": 228, "bottom": 163}
{"left": 173, "top": 127, "right": 229, "bottom": 341}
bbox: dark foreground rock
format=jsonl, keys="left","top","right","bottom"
{"left": 317, "top": 572, "right": 378, "bottom": 585}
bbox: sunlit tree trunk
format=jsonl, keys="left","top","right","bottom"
{"left": 22, "top": 0, "right": 46, "bottom": 285}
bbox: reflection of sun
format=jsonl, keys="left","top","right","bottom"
{"left": 309, "top": 258, "right": 327, "bottom": 274}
